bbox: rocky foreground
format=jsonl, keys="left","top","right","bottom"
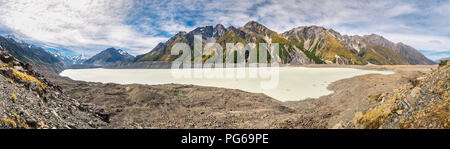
{"left": 0, "top": 48, "right": 107, "bottom": 128}
{"left": 1, "top": 47, "right": 447, "bottom": 129}
{"left": 356, "top": 60, "right": 449, "bottom": 129}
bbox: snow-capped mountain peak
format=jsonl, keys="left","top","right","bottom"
{"left": 50, "top": 51, "right": 88, "bottom": 65}
{"left": 117, "top": 49, "right": 128, "bottom": 55}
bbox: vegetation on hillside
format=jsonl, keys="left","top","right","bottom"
{"left": 360, "top": 45, "right": 409, "bottom": 65}
{"left": 12, "top": 69, "right": 46, "bottom": 92}
{"left": 319, "top": 35, "right": 364, "bottom": 64}
{"left": 357, "top": 60, "right": 450, "bottom": 129}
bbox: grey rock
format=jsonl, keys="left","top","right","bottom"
{"left": 29, "top": 82, "right": 40, "bottom": 92}
{"left": 0, "top": 51, "right": 15, "bottom": 63}
{"left": 0, "top": 67, "right": 14, "bottom": 78}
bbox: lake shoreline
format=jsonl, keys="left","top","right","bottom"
{"left": 60, "top": 67, "right": 395, "bottom": 101}
{"left": 70, "top": 61, "right": 437, "bottom": 72}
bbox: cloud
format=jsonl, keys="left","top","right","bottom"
{"left": 419, "top": 50, "right": 450, "bottom": 61}
{"left": 429, "top": 40, "right": 442, "bottom": 44}
{"left": 381, "top": 33, "right": 450, "bottom": 52}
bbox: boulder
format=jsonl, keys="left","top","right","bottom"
{"left": 0, "top": 51, "right": 15, "bottom": 63}
{"left": 29, "top": 82, "right": 40, "bottom": 93}
{"left": 24, "top": 63, "right": 33, "bottom": 72}
{"left": 0, "top": 67, "right": 14, "bottom": 78}
{"left": 79, "top": 103, "right": 111, "bottom": 123}
{"left": 438, "top": 60, "right": 449, "bottom": 68}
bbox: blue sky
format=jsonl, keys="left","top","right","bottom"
{"left": 0, "top": 0, "right": 449, "bottom": 60}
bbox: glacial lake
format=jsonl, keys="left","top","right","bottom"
{"left": 60, "top": 67, "right": 394, "bottom": 102}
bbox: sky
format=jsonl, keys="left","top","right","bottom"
{"left": 0, "top": 0, "right": 449, "bottom": 60}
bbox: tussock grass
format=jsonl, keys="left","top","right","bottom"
{"left": 357, "top": 98, "right": 400, "bottom": 129}
{"left": 12, "top": 69, "right": 46, "bottom": 92}
{"left": 0, "top": 61, "right": 11, "bottom": 68}
{"left": 11, "top": 93, "right": 17, "bottom": 101}
{"left": 1, "top": 118, "right": 17, "bottom": 128}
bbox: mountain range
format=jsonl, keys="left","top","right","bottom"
{"left": 50, "top": 51, "right": 88, "bottom": 65}
{"left": 136, "top": 21, "right": 435, "bottom": 65}
{"left": 0, "top": 35, "right": 135, "bottom": 71}
{"left": 0, "top": 35, "right": 65, "bottom": 73}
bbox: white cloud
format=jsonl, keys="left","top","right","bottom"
{"left": 0, "top": 0, "right": 167, "bottom": 56}
{"left": 381, "top": 33, "right": 450, "bottom": 52}
{"left": 159, "top": 20, "right": 196, "bottom": 35}
{"left": 427, "top": 53, "right": 450, "bottom": 61}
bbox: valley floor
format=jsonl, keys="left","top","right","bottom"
{"left": 44, "top": 64, "right": 435, "bottom": 129}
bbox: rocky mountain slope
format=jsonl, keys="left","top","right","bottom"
{"left": 282, "top": 26, "right": 411, "bottom": 65}
{"left": 0, "top": 35, "right": 65, "bottom": 73}
{"left": 0, "top": 47, "right": 107, "bottom": 129}
{"left": 362, "top": 34, "right": 435, "bottom": 65}
{"left": 135, "top": 21, "right": 434, "bottom": 65}
{"left": 136, "top": 24, "right": 232, "bottom": 62}
{"left": 357, "top": 60, "right": 449, "bottom": 129}
{"left": 84, "top": 48, "right": 135, "bottom": 66}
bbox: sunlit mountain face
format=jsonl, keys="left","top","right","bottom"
{"left": 0, "top": 0, "right": 448, "bottom": 60}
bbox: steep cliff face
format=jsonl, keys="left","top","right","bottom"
{"left": 282, "top": 26, "right": 360, "bottom": 64}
